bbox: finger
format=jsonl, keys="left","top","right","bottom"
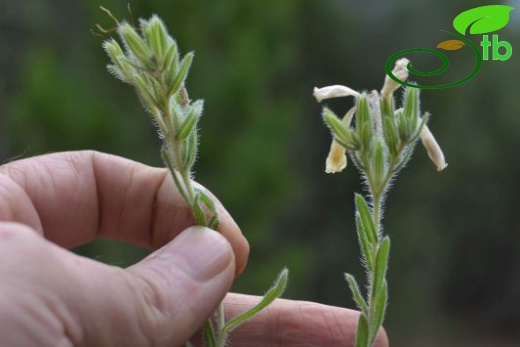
{"left": 0, "top": 223, "right": 235, "bottom": 347}
{"left": 0, "top": 151, "right": 248, "bottom": 274}
{"left": 222, "top": 293, "right": 389, "bottom": 347}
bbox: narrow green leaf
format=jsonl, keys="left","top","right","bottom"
{"left": 222, "top": 268, "right": 288, "bottom": 335}
{"left": 369, "top": 280, "right": 388, "bottom": 345}
{"left": 161, "top": 147, "right": 191, "bottom": 205}
{"left": 181, "top": 133, "right": 198, "bottom": 170}
{"left": 354, "top": 194, "right": 378, "bottom": 245}
{"left": 208, "top": 215, "right": 220, "bottom": 230}
{"left": 196, "top": 189, "right": 218, "bottom": 214}
{"left": 355, "top": 212, "right": 373, "bottom": 269}
{"left": 168, "top": 52, "right": 194, "bottom": 96}
{"left": 453, "top": 5, "right": 514, "bottom": 35}
{"left": 192, "top": 192, "right": 207, "bottom": 225}
{"left": 355, "top": 314, "right": 369, "bottom": 347}
{"left": 196, "top": 188, "right": 220, "bottom": 230}
{"left": 367, "top": 280, "right": 388, "bottom": 347}
{"left": 203, "top": 319, "right": 217, "bottom": 347}
{"left": 372, "top": 237, "right": 390, "bottom": 299}
{"left": 345, "top": 273, "right": 368, "bottom": 314}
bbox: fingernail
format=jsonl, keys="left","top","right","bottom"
{"left": 169, "top": 227, "right": 233, "bottom": 282}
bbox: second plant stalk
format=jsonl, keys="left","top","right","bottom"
{"left": 315, "top": 58, "right": 447, "bottom": 347}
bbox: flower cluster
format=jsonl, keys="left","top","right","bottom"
{"left": 102, "top": 14, "right": 288, "bottom": 347}
{"left": 314, "top": 58, "right": 447, "bottom": 177}
{"left": 313, "top": 59, "right": 447, "bottom": 347}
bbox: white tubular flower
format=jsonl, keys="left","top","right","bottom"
{"left": 381, "top": 58, "right": 410, "bottom": 98}
{"left": 325, "top": 107, "right": 356, "bottom": 173}
{"left": 313, "top": 85, "right": 360, "bottom": 102}
{"left": 420, "top": 125, "right": 448, "bottom": 172}
{"left": 326, "top": 141, "right": 347, "bottom": 173}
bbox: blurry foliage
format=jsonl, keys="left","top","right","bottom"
{"left": 1, "top": 0, "right": 520, "bottom": 346}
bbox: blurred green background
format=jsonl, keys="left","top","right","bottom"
{"left": 1, "top": 0, "right": 519, "bottom": 346}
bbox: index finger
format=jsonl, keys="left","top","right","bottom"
{"left": 0, "top": 150, "right": 249, "bottom": 274}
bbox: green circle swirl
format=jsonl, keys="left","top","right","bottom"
{"left": 384, "top": 30, "right": 483, "bottom": 90}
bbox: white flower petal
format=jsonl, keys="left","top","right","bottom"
{"left": 325, "top": 140, "right": 347, "bottom": 173}
{"left": 420, "top": 125, "right": 448, "bottom": 172}
{"left": 313, "top": 85, "right": 360, "bottom": 102}
{"left": 381, "top": 58, "right": 410, "bottom": 98}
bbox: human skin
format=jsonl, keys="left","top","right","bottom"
{"left": 0, "top": 151, "right": 388, "bottom": 347}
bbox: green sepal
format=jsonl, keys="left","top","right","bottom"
{"left": 360, "top": 123, "right": 373, "bottom": 154}
{"left": 103, "top": 39, "right": 133, "bottom": 82}
{"left": 394, "top": 143, "right": 415, "bottom": 173}
{"left": 371, "top": 139, "right": 386, "bottom": 187}
{"left": 355, "top": 313, "right": 369, "bottom": 347}
{"left": 397, "top": 112, "right": 410, "bottom": 143}
{"left": 103, "top": 38, "right": 125, "bottom": 63}
{"left": 403, "top": 87, "right": 419, "bottom": 137}
{"left": 322, "top": 107, "right": 358, "bottom": 150}
{"left": 177, "top": 100, "right": 203, "bottom": 140}
{"left": 356, "top": 95, "right": 373, "bottom": 151}
{"left": 382, "top": 115, "right": 399, "bottom": 156}
{"left": 409, "top": 112, "right": 430, "bottom": 144}
{"left": 133, "top": 73, "right": 159, "bottom": 107}
{"left": 355, "top": 212, "right": 373, "bottom": 270}
{"left": 345, "top": 273, "right": 368, "bottom": 314}
{"left": 354, "top": 194, "right": 378, "bottom": 245}
{"left": 168, "top": 52, "right": 194, "bottom": 96}
{"left": 356, "top": 94, "right": 371, "bottom": 130}
{"left": 143, "top": 15, "right": 168, "bottom": 63}
{"left": 118, "top": 23, "right": 151, "bottom": 67}
{"left": 164, "top": 42, "right": 179, "bottom": 82}
{"left": 221, "top": 268, "right": 288, "bottom": 335}
{"left": 380, "top": 96, "right": 394, "bottom": 119}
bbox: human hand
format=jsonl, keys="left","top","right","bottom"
{"left": 0, "top": 151, "right": 387, "bottom": 347}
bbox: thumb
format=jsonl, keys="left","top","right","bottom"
{"left": 126, "top": 226, "right": 235, "bottom": 345}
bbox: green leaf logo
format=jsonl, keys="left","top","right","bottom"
{"left": 453, "top": 5, "right": 515, "bottom": 35}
